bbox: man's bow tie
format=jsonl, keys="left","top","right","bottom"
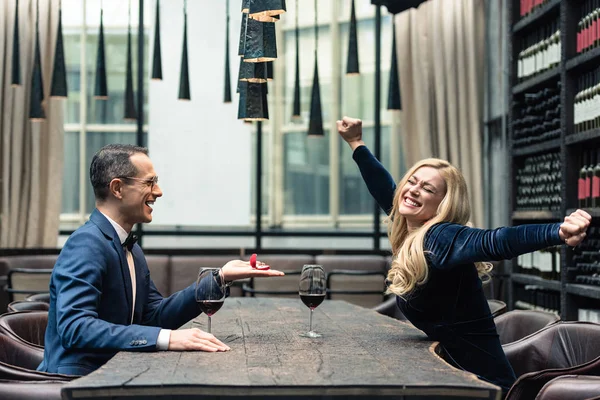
{"left": 123, "top": 232, "right": 138, "bottom": 251}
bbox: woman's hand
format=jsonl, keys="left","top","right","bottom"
{"left": 336, "top": 116, "right": 365, "bottom": 151}
{"left": 221, "top": 259, "right": 284, "bottom": 282}
{"left": 559, "top": 209, "right": 592, "bottom": 247}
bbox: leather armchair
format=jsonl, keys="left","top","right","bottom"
{"left": 504, "top": 322, "right": 600, "bottom": 400}
{"left": 25, "top": 293, "right": 50, "bottom": 303}
{"left": 0, "top": 335, "right": 73, "bottom": 382}
{"left": 7, "top": 300, "right": 49, "bottom": 313}
{"left": 487, "top": 299, "right": 507, "bottom": 317}
{"left": 495, "top": 310, "right": 559, "bottom": 345}
{"left": 0, "top": 379, "right": 65, "bottom": 400}
{"left": 0, "top": 311, "right": 47, "bottom": 348}
{"left": 535, "top": 375, "right": 600, "bottom": 400}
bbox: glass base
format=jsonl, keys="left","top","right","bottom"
{"left": 300, "top": 331, "right": 322, "bottom": 338}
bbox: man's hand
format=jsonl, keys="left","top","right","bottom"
{"left": 168, "top": 328, "right": 230, "bottom": 351}
{"left": 559, "top": 209, "right": 591, "bottom": 247}
{"left": 336, "top": 116, "right": 364, "bottom": 151}
{"left": 221, "top": 259, "right": 284, "bottom": 282}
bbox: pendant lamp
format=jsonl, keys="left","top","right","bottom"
{"left": 124, "top": 1, "right": 137, "bottom": 120}
{"left": 387, "top": 19, "right": 401, "bottom": 110}
{"left": 94, "top": 3, "right": 108, "bottom": 99}
{"left": 179, "top": 0, "right": 191, "bottom": 100}
{"left": 244, "top": 19, "right": 277, "bottom": 62}
{"left": 224, "top": 0, "right": 232, "bottom": 103}
{"left": 238, "top": 81, "right": 269, "bottom": 121}
{"left": 307, "top": 0, "right": 323, "bottom": 137}
{"left": 346, "top": 0, "right": 359, "bottom": 75}
{"left": 249, "top": 0, "right": 286, "bottom": 19}
{"left": 11, "top": 0, "right": 21, "bottom": 86}
{"left": 51, "top": 0, "right": 68, "bottom": 97}
{"left": 292, "top": 0, "right": 300, "bottom": 119}
{"left": 151, "top": 0, "right": 162, "bottom": 80}
{"left": 30, "top": 0, "right": 45, "bottom": 121}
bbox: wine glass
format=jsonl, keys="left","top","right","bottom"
{"left": 298, "top": 264, "right": 326, "bottom": 338}
{"left": 195, "top": 268, "right": 226, "bottom": 334}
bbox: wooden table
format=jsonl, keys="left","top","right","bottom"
{"left": 62, "top": 298, "right": 500, "bottom": 400}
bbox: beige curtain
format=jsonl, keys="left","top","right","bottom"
{"left": 0, "top": 0, "right": 64, "bottom": 248}
{"left": 395, "top": 0, "right": 485, "bottom": 227}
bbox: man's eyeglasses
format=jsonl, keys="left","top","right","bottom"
{"left": 117, "top": 176, "right": 159, "bottom": 189}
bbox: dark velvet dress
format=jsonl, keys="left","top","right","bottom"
{"left": 353, "top": 146, "right": 563, "bottom": 394}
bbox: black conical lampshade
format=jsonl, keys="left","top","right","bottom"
{"left": 224, "top": 0, "right": 232, "bottom": 103}
{"left": 244, "top": 19, "right": 276, "bottom": 62}
{"left": 94, "top": 8, "right": 108, "bottom": 99}
{"left": 178, "top": 2, "right": 190, "bottom": 100}
{"left": 11, "top": 0, "right": 21, "bottom": 86}
{"left": 387, "top": 20, "right": 401, "bottom": 110}
{"left": 50, "top": 1, "right": 67, "bottom": 98}
{"left": 30, "top": 0, "right": 45, "bottom": 120}
{"left": 266, "top": 61, "right": 273, "bottom": 80}
{"left": 346, "top": 0, "right": 359, "bottom": 75}
{"left": 151, "top": 0, "right": 162, "bottom": 80}
{"left": 249, "top": 0, "right": 286, "bottom": 19}
{"left": 238, "top": 81, "right": 269, "bottom": 121}
{"left": 124, "top": 16, "right": 137, "bottom": 120}
{"left": 307, "top": 57, "right": 323, "bottom": 137}
{"left": 292, "top": 2, "right": 300, "bottom": 119}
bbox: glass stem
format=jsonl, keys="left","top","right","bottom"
{"left": 309, "top": 308, "right": 313, "bottom": 332}
{"left": 208, "top": 315, "right": 212, "bottom": 333}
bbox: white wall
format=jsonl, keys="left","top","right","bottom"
{"left": 148, "top": 0, "right": 253, "bottom": 226}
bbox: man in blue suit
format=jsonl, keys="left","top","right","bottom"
{"left": 38, "top": 144, "right": 283, "bottom": 375}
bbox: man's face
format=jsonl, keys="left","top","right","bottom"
{"left": 119, "top": 153, "right": 163, "bottom": 225}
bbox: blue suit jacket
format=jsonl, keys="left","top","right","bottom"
{"left": 38, "top": 209, "right": 205, "bottom": 375}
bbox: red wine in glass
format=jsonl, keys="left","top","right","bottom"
{"left": 195, "top": 268, "right": 226, "bottom": 333}
{"left": 198, "top": 300, "right": 224, "bottom": 317}
{"left": 300, "top": 294, "right": 325, "bottom": 310}
{"left": 298, "top": 265, "right": 326, "bottom": 338}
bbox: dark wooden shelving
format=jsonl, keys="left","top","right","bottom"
{"left": 512, "top": 273, "right": 562, "bottom": 291}
{"left": 512, "top": 210, "right": 562, "bottom": 220}
{"left": 512, "top": 0, "right": 561, "bottom": 34}
{"left": 566, "top": 46, "right": 600, "bottom": 73}
{"left": 566, "top": 284, "right": 600, "bottom": 300}
{"left": 512, "top": 67, "right": 560, "bottom": 95}
{"left": 512, "top": 138, "right": 561, "bottom": 156}
{"left": 565, "top": 129, "right": 600, "bottom": 146}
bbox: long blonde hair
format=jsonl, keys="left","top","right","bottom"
{"left": 385, "top": 158, "right": 492, "bottom": 297}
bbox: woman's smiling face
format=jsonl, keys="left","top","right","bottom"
{"left": 398, "top": 166, "right": 447, "bottom": 229}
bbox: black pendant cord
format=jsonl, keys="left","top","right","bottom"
{"left": 135, "top": 0, "right": 145, "bottom": 244}
{"left": 373, "top": 5, "right": 381, "bottom": 250}
{"left": 314, "top": 0, "right": 318, "bottom": 59}
{"left": 11, "top": 0, "right": 21, "bottom": 86}
{"left": 224, "top": 0, "right": 232, "bottom": 102}
{"left": 292, "top": 0, "right": 300, "bottom": 117}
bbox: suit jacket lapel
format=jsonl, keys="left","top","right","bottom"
{"left": 90, "top": 209, "right": 134, "bottom": 320}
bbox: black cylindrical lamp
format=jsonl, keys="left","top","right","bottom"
{"left": 30, "top": 0, "right": 45, "bottom": 120}
{"left": 151, "top": 0, "right": 162, "bottom": 80}
{"left": 179, "top": 0, "right": 191, "bottom": 100}
{"left": 94, "top": 7, "right": 108, "bottom": 99}
{"left": 387, "top": 20, "right": 401, "bottom": 110}
{"left": 124, "top": 4, "right": 137, "bottom": 120}
{"left": 11, "top": 0, "right": 21, "bottom": 86}
{"left": 249, "top": 0, "right": 286, "bottom": 19}
{"left": 238, "top": 81, "right": 269, "bottom": 121}
{"left": 346, "top": 0, "right": 359, "bottom": 75}
{"left": 244, "top": 19, "right": 277, "bottom": 62}
{"left": 224, "top": 0, "right": 232, "bottom": 103}
{"left": 50, "top": 0, "right": 68, "bottom": 98}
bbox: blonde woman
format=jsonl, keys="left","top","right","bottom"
{"left": 337, "top": 116, "right": 590, "bottom": 396}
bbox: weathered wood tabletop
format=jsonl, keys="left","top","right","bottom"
{"left": 62, "top": 297, "right": 500, "bottom": 400}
